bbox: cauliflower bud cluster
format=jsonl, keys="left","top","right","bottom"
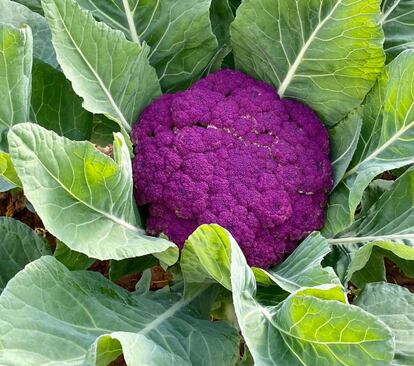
{"left": 131, "top": 70, "right": 332, "bottom": 268}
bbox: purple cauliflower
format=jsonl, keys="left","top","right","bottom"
{"left": 131, "top": 70, "right": 332, "bottom": 268}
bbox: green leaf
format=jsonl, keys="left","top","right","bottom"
{"left": 54, "top": 240, "right": 95, "bottom": 270}
{"left": 329, "top": 167, "right": 414, "bottom": 245}
{"left": 90, "top": 114, "right": 120, "bottom": 146}
{"left": 75, "top": 0, "right": 218, "bottom": 91}
{"left": 0, "top": 0, "right": 57, "bottom": 67}
{"left": 0, "top": 24, "right": 32, "bottom": 147}
{"left": 13, "top": 0, "right": 43, "bottom": 14}
{"left": 31, "top": 61, "right": 93, "bottom": 140}
{"left": 42, "top": 0, "right": 161, "bottom": 132}
{"left": 359, "top": 179, "right": 393, "bottom": 217}
{"left": 228, "top": 230, "right": 395, "bottom": 365}
{"left": 381, "top": 0, "right": 414, "bottom": 62}
{"left": 181, "top": 224, "right": 232, "bottom": 295}
{"left": 0, "top": 256, "right": 240, "bottom": 365}
{"left": 210, "top": 0, "right": 234, "bottom": 47}
{"left": 109, "top": 255, "right": 158, "bottom": 281}
{"left": 345, "top": 241, "right": 414, "bottom": 287}
{"left": 0, "top": 216, "right": 51, "bottom": 291}
{"left": 254, "top": 232, "right": 343, "bottom": 294}
{"left": 230, "top": 0, "right": 385, "bottom": 125}
{"left": 183, "top": 225, "right": 394, "bottom": 365}
{"left": 0, "top": 152, "right": 21, "bottom": 191}
{"left": 355, "top": 282, "right": 414, "bottom": 366}
{"left": 324, "top": 50, "right": 414, "bottom": 235}
{"left": 8, "top": 123, "right": 177, "bottom": 260}
{"left": 329, "top": 110, "right": 362, "bottom": 189}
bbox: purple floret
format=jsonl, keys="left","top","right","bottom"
{"left": 131, "top": 70, "right": 332, "bottom": 268}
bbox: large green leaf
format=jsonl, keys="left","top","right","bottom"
{"left": 8, "top": 123, "right": 177, "bottom": 261}
{"left": 42, "top": 0, "right": 161, "bottom": 132}
{"left": 0, "top": 0, "right": 57, "bottom": 67}
{"left": 182, "top": 225, "right": 395, "bottom": 366}
{"left": 355, "top": 282, "right": 414, "bottom": 366}
{"left": 345, "top": 241, "right": 414, "bottom": 287}
{"left": 254, "top": 232, "right": 343, "bottom": 294}
{"left": 0, "top": 24, "right": 32, "bottom": 148}
{"left": 230, "top": 0, "right": 385, "bottom": 125}
{"left": 230, "top": 242, "right": 394, "bottom": 366}
{"left": 324, "top": 50, "right": 414, "bottom": 235}
{"left": 0, "top": 216, "right": 51, "bottom": 291}
{"left": 0, "top": 256, "right": 240, "bottom": 365}
{"left": 381, "top": 0, "right": 414, "bottom": 62}
{"left": 75, "top": 0, "right": 218, "bottom": 91}
{"left": 329, "top": 110, "right": 362, "bottom": 188}
{"left": 31, "top": 61, "right": 93, "bottom": 140}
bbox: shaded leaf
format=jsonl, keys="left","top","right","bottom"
{"left": 0, "top": 256, "right": 240, "bottom": 365}
{"left": 42, "top": 0, "right": 160, "bottom": 132}
{"left": 54, "top": 240, "right": 95, "bottom": 271}
{"left": 8, "top": 123, "right": 177, "bottom": 261}
{"left": 355, "top": 282, "right": 414, "bottom": 366}
{"left": 31, "top": 61, "right": 93, "bottom": 140}
{"left": 254, "top": 232, "right": 343, "bottom": 294}
{"left": 76, "top": 0, "right": 218, "bottom": 91}
{"left": 0, "top": 216, "right": 51, "bottom": 291}
{"left": 230, "top": 0, "right": 385, "bottom": 125}
{"left": 381, "top": 0, "right": 414, "bottom": 62}
{"left": 0, "top": 0, "right": 57, "bottom": 67}
{"left": 346, "top": 241, "right": 414, "bottom": 287}
{"left": 329, "top": 110, "right": 362, "bottom": 188}
{"left": 328, "top": 167, "right": 414, "bottom": 246}
{"left": 109, "top": 255, "right": 158, "bottom": 281}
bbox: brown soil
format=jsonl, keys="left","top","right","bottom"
{"left": 385, "top": 258, "right": 414, "bottom": 292}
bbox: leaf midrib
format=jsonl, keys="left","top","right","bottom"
{"left": 48, "top": 0, "right": 131, "bottom": 131}
{"left": 13, "top": 129, "right": 143, "bottom": 236}
{"left": 278, "top": 0, "right": 343, "bottom": 96}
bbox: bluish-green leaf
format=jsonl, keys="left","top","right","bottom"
{"left": 345, "top": 241, "right": 414, "bottom": 287}
{"left": 31, "top": 61, "right": 93, "bottom": 140}
{"left": 231, "top": 0, "right": 385, "bottom": 125}
{"left": 42, "top": 0, "right": 161, "bottom": 132}
{"left": 324, "top": 50, "right": 414, "bottom": 235}
{"left": 75, "top": 0, "right": 218, "bottom": 91}
{"left": 254, "top": 232, "right": 343, "bottom": 294}
{"left": 182, "top": 224, "right": 395, "bottom": 366}
{"left": 0, "top": 216, "right": 51, "bottom": 291}
{"left": 355, "top": 282, "right": 414, "bottom": 366}
{"left": 0, "top": 0, "right": 57, "bottom": 67}
{"left": 0, "top": 24, "right": 32, "bottom": 148}
{"left": 54, "top": 240, "right": 95, "bottom": 271}
{"left": 381, "top": 0, "right": 414, "bottom": 62}
{"left": 0, "top": 256, "right": 240, "bottom": 365}
{"left": 329, "top": 110, "right": 362, "bottom": 188}
{"left": 8, "top": 123, "right": 177, "bottom": 261}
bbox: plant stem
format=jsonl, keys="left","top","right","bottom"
{"left": 122, "top": 0, "right": 140, "bottom": 44}
{"left": 327, "top": 233, "right": 414, "bottom": 245}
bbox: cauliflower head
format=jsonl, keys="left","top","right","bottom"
{"left": 131, "top": 70, "right": 332, "bottom": 268}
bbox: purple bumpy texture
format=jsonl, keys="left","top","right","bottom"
{"left": 132, "top": 70, "right": 332, "bottom": 268}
